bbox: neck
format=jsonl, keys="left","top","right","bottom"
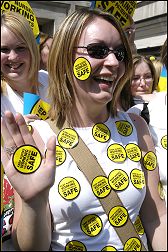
{"left": 6, "top": 80, "right": 37, "bottom": 96}
{"left": 69, "top": 104, "right": 109, "bottom": 127}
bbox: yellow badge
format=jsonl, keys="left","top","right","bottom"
{"left": 115, "top": 120, "right": 133, "bottom": 136}
{"left": 134, "top": 215, "right": 144, "bottom": 235}
{"left": 92, "top": 123, "right": 111, "bottom": 143}
{"left": 1, "top": 1, "right": 39, "bottom": 42}
{"left": 125, "top": 143, "right": 141, "bottom": 162}
{"left": 123, "top": 237, "right": 142, "bottom": 251}
{"left": 108, "top": 206, "right": 128, "bottom": 227}
{"left": 101, "top": 246, "right": 117, "bottom": 251}
{"left": 65, "top": 240, "right": 87, "bottom": 251}
{"left": 161, "top": 135, "right": 167, "bottom": 149}
{"left": 12, "top": 145, "right": 42, "bottom": 174}
{"left": 56, "top": 145, "right": 66, "bottom": 166}
{"left": 107, "top": 143, "right": 127, "bottom": 163}
{"left": 81, "top": 214, "right": 102, "bottom": 237}
{"left": 158, "top": 181, "right": 165, "bottom": 200}
{"left": 108, "top": 169, "right": 129, "bottom": 191}
{"left": 92, "top": 176, "right": 111, "bottom": 198}
{"left": 73, "top": 57, "right": 91, "bottom": 80}
{"left": 94, "top": 1, "right": 137, "bottom": 28}
{"left": 143, "top": 151, "right": 157, "bottom": 171}
{"left": 31, "top": 99, "right": 51, "bottom": 120}
{"left": 58, "top": 128, "right": 79, "bottom": 149}
{"left": 130, "top": 169, "right": 146, "bottom": 189}
{"left": 58, "top": 177, "right": 80, "bottom": 200}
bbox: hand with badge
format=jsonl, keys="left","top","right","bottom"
{"left": 1, "top": 111, "right": 56, "bottom": 201}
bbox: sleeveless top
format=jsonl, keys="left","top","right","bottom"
{"left": 31, "top": 111, "right": 148, "bottom": 251}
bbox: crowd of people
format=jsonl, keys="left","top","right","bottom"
{"left": 1, "top": 6, "right": 167, "bottom": 252}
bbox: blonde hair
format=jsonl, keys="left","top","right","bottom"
{"left": 48, "top": 8, "right": 133, "bottom": 127}
{"left": 152, "top": 59, "right": 163, "bottom": 85}
{"left": 1, "top": 11, "right": 40, "bottom": 93}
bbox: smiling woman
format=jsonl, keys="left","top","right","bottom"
{"left": 1, "top": 11, "right": 49, "bottom": 250}
{"left": 1, "top": 8, "right": 167, "bottom": 251}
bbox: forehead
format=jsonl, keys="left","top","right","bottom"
{"left": 135, "top": 61, "right": 151, "bottom": 73}
{"left": 79, "top": 16, "right": 122, "bottom": 45}
{"left": 1, "top": 26, "right": 22, "bottom": 45}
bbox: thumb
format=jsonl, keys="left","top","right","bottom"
{"left": 45, "top": 136, "right": 56, "bottom": 168}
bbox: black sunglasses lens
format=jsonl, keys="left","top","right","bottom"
{"left": 87, "top": 44, "right": 107, "bottom": 59}
{"left": 115, "top": 48, "right": 125, "bottom": 61}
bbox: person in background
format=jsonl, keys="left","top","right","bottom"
{"left": 1, "top": 8, "right": 167, "bottom": 251}
{"left": 147, "top": 38, "right": 167, "bottom": 205}
{"left": 1, "top": 11, "right": 49, "bottom": 250}
{"left": 39, "top": 31, "right": 53, "bottom": 71}
{"left": 126, "top": 54, "right": 158, "bottom": 124}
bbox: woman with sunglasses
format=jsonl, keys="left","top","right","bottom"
{"left": 1, "top": 8, "right": 167, "bottom": 251}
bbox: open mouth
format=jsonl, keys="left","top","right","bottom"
{"left": 93, "top": 76, "right": 116, "bottom": 86}
{"left": 7, "top": 63, "right": 23, "bottom": 70}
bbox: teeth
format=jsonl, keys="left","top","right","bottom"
{"left": 8, "top": 63, "right": 21, "bottom": 68}
{"left": 96, "top": 76, "right": 115, "bottom": 82}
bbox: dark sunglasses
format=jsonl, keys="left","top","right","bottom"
{"left": 74, "top": 43, "right": 126, "bottom": 62}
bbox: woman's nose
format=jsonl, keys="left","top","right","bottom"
{"left": 8, "top": 49, "right": 18, "bottom": 60}
{"left": 104, "top": 52, "right": 119, "bottom": 68}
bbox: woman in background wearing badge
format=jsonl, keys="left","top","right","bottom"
{"left": 1, "top": 11, "right": 49, "bottom": 250}
{"left": 1, "top": 8, "right": 167, "bottom": 251}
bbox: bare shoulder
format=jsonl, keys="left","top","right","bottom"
{"left": 128, "top": 113, "right": 155, "bottom": 153}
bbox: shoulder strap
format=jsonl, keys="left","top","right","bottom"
{"left": 46, "top": 119, "right": 147, "bottom": 251}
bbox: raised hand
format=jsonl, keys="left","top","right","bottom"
{"left": 1, "top": 111, "right": 56, "bottom": 202}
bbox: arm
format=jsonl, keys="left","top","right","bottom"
{"left": 1, "top": 111, "right": 56, "bottom": 250}
{"left": 129, "top": 113, "right": 167, "bottom": 251}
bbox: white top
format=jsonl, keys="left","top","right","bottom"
{"left": 31, "top": 111, "right": 148, "bottom": 251}
{"left": 1, "top": 69, "right": 49, "bottom": 116}
{"left": 148, "top": 92, "right": 167, "bottom": 204}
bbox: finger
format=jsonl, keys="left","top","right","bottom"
{"left": 45, "top": 136, "right": 56, "bottom": 169}
{"left": 3, "top": 111, "right": 25, "bottom": 146}
{"left": 24, "top": 114, "right": 40, "bottom": 124}
{"left": 15, "top": 113, "right": 36, "bottom": 146}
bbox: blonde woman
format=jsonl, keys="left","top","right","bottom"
{"left": 1, "top": 9, "right": 167, "bottom": 251}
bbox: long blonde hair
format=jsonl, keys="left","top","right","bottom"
{"left": 48, "top": 8, "right": 133, "bottom": 127}
{"left": 1, "top": 11, "right": 40, "bottom": 93}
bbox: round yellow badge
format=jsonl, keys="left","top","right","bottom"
{"left": 101, "top": 246, "right": 117, "bottom": 251}
{"left": 92, "top": 176, "right": 111, "bottom": 198}
{"left": 123, "top": 237, "right": 142, "bottom": 251}
{"left": 56, "top": 145, "right": 66, "bottom": 166}
{"left": 12, "top": 145, "right": 42, "bottom": 174}
{"left": 108, "top": 169, "right": 129, "bottom": 191}
{"left": 161, "top": 135, "right": 167, "bottom": 149}
{"left": 143, "top": 151, "right": 157, "bottom": 171}
{"left": 80, "top": 214, "right": 102, "bottom": 237}
{"left": 107, "top": 143, "right": 127, "bottom": 163}
{"left": 115, "top": 120, "right": 133, "bottom": 136}
{"left": 134, "top": 215, "right": 144, "bottom": 235}
{"left": 125, "top": 143, "right": 142, "bottom": 162}
{"left": 92, "top": 123, "right": 111, "bottom": 143}
{"left": 58, "top": 177, "right": 80, "bottom": 200}
{"left": 65, "top": 240, "right": 87, "bottom": 251}
{"left": 31, "top": 99, "right": 50, "bottom": 120}
{"left": 58, "top": 128, "right": 79, "bottom": 149}
{"left": 108, "top": 206, "right": 128, "bottom": 227}
{"left": 73, "top": 57, "right": 91, "bottom": 80}
{"left": 130, "top": 169, "right": 146, "bottom": 189}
